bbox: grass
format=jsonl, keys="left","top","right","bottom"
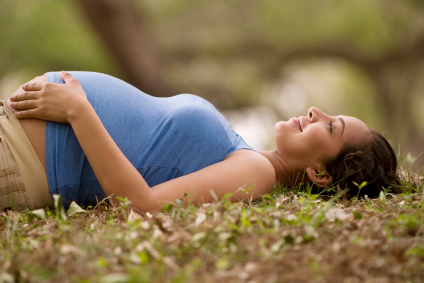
{"left": 1, "top": 182, "right": 424, "bottom": 283}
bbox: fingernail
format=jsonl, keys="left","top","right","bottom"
{"left": 10, "top": 102, "right": 15, "bottom": 108}
{"left": 15, "top": 112, "right": 19, "bottom": 117}
{"left": 21, "top": 84, "right": 27, "bottom": 90}
{"left": 10, "top": 95, "right": 14, "bottom": 102}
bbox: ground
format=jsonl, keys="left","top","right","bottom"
{"left": 0, "top": 185, "right": 423, "bottom": 283}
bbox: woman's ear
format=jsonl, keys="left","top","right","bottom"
{"left": 305, "top": 167, "right": 332, "bottom": 187}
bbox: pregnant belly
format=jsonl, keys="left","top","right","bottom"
{"left": 6, "top": 75, "right": 47, "bottom": 172}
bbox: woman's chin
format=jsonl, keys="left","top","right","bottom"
{"left": 274, "top": 121, "right": 287, "bottom": 132}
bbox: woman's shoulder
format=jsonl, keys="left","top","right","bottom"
{"left": 224, "top": 149, "right": 276, "bottom": 189}
{"left": 224, "top": 148, "right": 274, "bottom": 168}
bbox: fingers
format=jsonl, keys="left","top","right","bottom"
{"left": 60, "top": 71, "right": 78, "bottom": 85}
{"left": 22, "top": 81, "right": 43, "bottom": 92}
{"left": 9, "top": 100, "right": 38, "bottom": 111}
{"left": 60, "top": 71, "right": 83, "bottom": 91}
{"left": 10, "top": 91, "right": 40, "bottom": 102}
{"left": 14, "top": 109, "right": 39, "bottom": 119}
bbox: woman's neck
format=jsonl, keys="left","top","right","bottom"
{"left": 258, "top": 150, "right": 305, "bottom": 188}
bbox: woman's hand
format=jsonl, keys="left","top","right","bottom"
{"left": 9, "top": 71, "right": 89, "bottom": 123}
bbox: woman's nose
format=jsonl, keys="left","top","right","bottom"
{"left": 307, "top": 107, "right": 320, "bottom": 122}
{"left": 308, "top": 107, "right": 331, "bottom": 123}
{"left": 308, "top": 107, "right": 331, "bottom": 122}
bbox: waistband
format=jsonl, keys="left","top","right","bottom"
{"left": 0, "top": 101, "right": 53, "bottom": 210}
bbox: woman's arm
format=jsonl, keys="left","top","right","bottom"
{"left": 10, "top": 72, "right": 275, "bottom": 211}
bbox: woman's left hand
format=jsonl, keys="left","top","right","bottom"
{"left": 10, "top": 71, "right": 89, "bottom": 123}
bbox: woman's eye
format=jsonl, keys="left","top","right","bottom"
{"left": 328, "top": 121, "right": 333, "bottom": 134}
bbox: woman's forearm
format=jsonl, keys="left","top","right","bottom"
{"left": 68, "top": 102, "right": 157, "bottom": 211}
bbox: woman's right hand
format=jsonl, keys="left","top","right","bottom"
{"left": 9, "top": 71, "right": 89, "bottom": 123}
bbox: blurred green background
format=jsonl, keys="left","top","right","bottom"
{"left": 1, "top": 0, "right": 424, "bottom": 170}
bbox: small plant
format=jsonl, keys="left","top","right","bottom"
{"left": 116, "top": 196, "right": 132, "bottom": 220}
{"left": 352, "top": 181, "right": 367, "bottom": 198}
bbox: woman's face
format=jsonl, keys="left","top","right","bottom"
{"left": 274, "top": 107, "right": 371, "bottom": 172}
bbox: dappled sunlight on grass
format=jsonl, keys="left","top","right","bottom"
{"left": 0, "top": 186, "right": 423, "bottom": 282}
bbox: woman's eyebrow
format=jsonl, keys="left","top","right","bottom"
{"left": 339, "top": 117, "right": 345, "bottom": 135}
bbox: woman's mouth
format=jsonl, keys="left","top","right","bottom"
{"left": 290, "top": 117, "right": 302, "bottom": 132}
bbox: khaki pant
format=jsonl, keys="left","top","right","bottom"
{"left": 0, "top": 101, "right": 53, "bottom": 211}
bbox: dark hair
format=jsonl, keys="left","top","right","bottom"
{"left": 324, "top": 129, "right": 401, "bottom": 198}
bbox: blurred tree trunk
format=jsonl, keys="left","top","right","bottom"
{"left": 75, "top": 0, "right": 170, "bottom": 96}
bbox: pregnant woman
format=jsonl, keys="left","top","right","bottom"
{"left": 1, "top": 71, "right": 399, "bottom": 211}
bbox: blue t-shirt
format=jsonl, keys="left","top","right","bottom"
{"left": 45, "top": 72, "right": 253, "bottom": 207}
